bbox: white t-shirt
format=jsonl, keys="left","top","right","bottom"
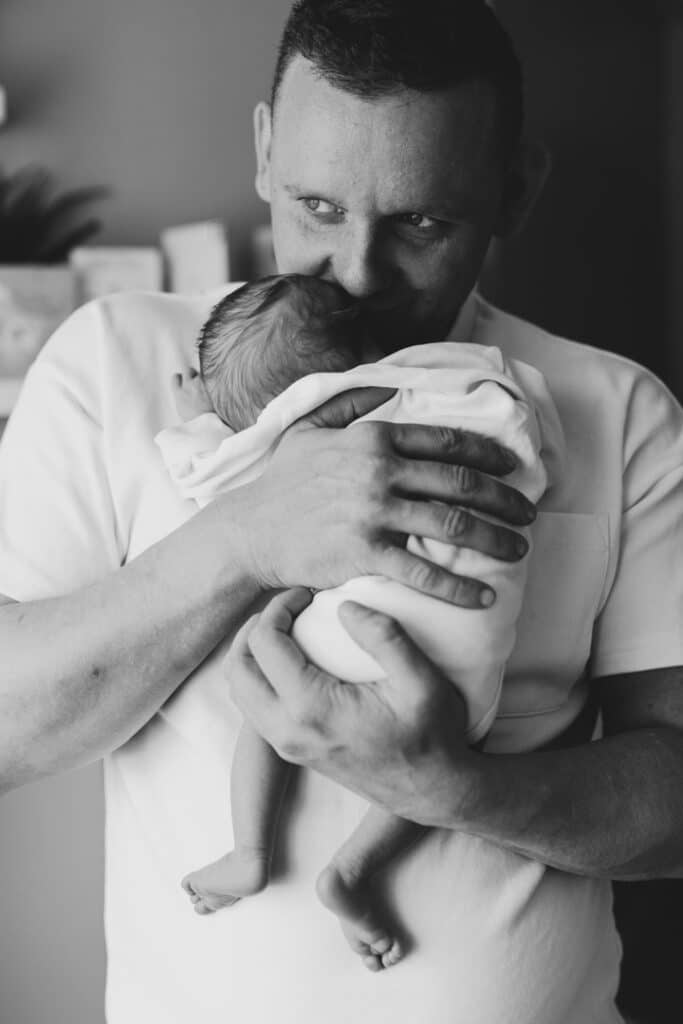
{"left": 2, "top": 289, "right": 683, "bottom": 1024}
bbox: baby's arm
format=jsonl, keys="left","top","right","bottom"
{"left": 173, "top": 368, "right": 214, "bottom": 420}
{"left": 181, "top": 723, "right": 292, "bottom": 914}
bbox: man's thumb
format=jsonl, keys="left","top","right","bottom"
{"left": 295, "top": 386, "right": 395, "bottom": 430}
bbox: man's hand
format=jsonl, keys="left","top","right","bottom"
{"left": 226, "top": 588, "right": 478, "bottom": 825}
{"left": 227, "top": 590, "right": 683, "bottom": 880}
{"left": 230, "top": 387, "right": 535, "bottom": 609}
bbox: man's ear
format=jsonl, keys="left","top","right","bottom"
{"left": 494, "top": 139, "right": 552, "bottom": 238}
{"left": 254, "top": 101, "right": 273, "bottom": 204}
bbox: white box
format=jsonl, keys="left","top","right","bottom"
{"left": 70, "top": 246, "right": 163, "bottom": 303}
{"left": 0, "top": 265, "right": 76, "bottom": 378}
{"left": 160, "top": 221, "right": 230, "bottom": 294}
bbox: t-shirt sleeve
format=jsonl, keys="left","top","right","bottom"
{"left": 591, "top": 369, "right": 683, "bottom": 678}
{"left": 0, "top": 301, "right": 123, "bottom": 601}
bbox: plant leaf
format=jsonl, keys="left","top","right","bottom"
{"left": 0, "top": 164, "right": 110, "bottom": 263}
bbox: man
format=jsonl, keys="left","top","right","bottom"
{"left": 1, "top": 1, "right": 682, "bottom": 1022}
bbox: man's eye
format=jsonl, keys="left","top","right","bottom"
{"left": 398, "top": 212, "right": 440, "bottom": 231}
{"left": 302, "top": 198, "right": 344, "bottom": 217}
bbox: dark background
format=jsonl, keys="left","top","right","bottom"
{"left": 489, "top": 2, "right": 682, "bottom": 401}
{"left": 492, "top": 5, "right": 683, "bottom": 1020}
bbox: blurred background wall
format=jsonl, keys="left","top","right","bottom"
{"left": 0, "top": 0, "right": 292, "bottom": 274}
{"left": 487, "top": 1, "right": 672, "bottom": 385}
{"left": 0, "top": 2, "right": 682, "bottom": 1022}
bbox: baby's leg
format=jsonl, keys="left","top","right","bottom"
{"left": 316, "top": 807, "right": 428, "bottom": 971}
{"left": 173, "top": 368, "right": 214, "bottom": 420}
{"left": 181, "top": 723, "right": 291, "bottom": 915}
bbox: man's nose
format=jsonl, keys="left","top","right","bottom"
{"left": 331, "top": 222, "right": 392, "bottom": 299}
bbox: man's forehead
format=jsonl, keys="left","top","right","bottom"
{"left": 271, "top": 58, "right": 501, "bottom": 213}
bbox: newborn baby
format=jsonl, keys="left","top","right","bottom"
{"left": 156, "top": 273, "right": 554, "bottom": 971}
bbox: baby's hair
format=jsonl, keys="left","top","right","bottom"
{"left": 198, "top": 274, "right": 370, "bottom": 430}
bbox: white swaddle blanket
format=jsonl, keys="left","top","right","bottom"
{"left": 156, "top": 342, "right": 565, "bottom": 743}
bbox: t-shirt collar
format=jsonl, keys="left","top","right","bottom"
{"left": 444, "top": 290, "right": 479, "bottom": 345}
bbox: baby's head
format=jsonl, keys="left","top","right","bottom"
{"left": 198, "top": 274, "right": 380, "bottom": 431}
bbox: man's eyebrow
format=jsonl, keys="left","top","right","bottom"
{"left": 284, "top": 183, "right": 318, "bottom": 197}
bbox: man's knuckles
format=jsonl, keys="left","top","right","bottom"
{"left": 441, "top": 504, "right": 472, "bottom": 542}
{"left": 348, "top": 419, "right": 392, "bottom": 451}
{"left": 404, "top": 558, "right": 447, "bottom": 597}
{"left": 449, "top": 463, "right": 480, "bottom": 499}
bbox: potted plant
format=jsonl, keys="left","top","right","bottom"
{"left": 0, "top": 165, "right": 109, "bottom": 396}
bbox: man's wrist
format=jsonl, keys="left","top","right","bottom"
{"left": 408, "top": 744, "right": 489, "bottom": 830}
{"left": 191, "top": 489, "right": 271, "bottom": 604}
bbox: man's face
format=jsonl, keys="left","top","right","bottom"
{"left": 255, "top": 56, "right": 508, "bottom": 350}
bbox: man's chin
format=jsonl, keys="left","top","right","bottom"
{"left": 365, "top": 312, "right": 448, "bottom": 353}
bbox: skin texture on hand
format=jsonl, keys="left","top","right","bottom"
{"left": 0, "top": 371, "right": 532, "bottom": 793}
{"left": 232, "top": 385, "right": 535, "bottom": 610}
{"left": 226, "top": 589, "right": 683, "bottom": 881}
{"left": 226, "top": 588, "right": 480, "bottom": 823}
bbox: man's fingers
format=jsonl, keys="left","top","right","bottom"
{"left": 337, "top": 602, "right": 443, "bottom": 686}
{"left": 226, "top": 617, "right": 279, "bottom": 725}
{"left": 227, "top": 609, "right": 262, "bottom": 665}
{"left": 226, "top": 593, "right": 330, "bottom": 757}
{"left": 392, "top": 455, "right": 536, "bottom": 526}
{"left": 386, "top": 498, "right": 529, "bottom": 561}
{"left": 390, "top": 423, "right": 519, "bottom": 478}
{"left": 293, "top": 386, "right": 396, "bottom": 430}
{"left": 256, "top": 587, "right": 314, "bottom": 634}
{"left": 246, "top": 589, "right": 325, "bottom": 704}
{"left": 378, "top": 547, "right": 495, "bottom": 608}
{"left": 241, "top": 589, "right": 344, "bottom": 745}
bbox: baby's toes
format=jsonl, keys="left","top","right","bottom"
{"left": 368, "top": 933, "right": 393, "bottom": 957}
{"left": 193, "top": 899, "right": 215, "bottom": 915}
{"left": 181, "top": 874, "right": 197, "bottom": 895}
{"left": 181, "top": 876, "right": 212, "bottom": 913}
{"left": 361, "top": 952, "right": 383, "bottom": 972}
{"left": 380, "top": 940, "right": 403, "bottom": 969}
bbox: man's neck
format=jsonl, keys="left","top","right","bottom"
{"left": 445, "top": 290, "right": 479, "bottom": 346}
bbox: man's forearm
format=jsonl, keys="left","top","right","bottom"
{"left": 443, "top": 727, "right": 683, "bottom": 880}
{"left": 0, "top": 494, "right": 263, "bottom": 794}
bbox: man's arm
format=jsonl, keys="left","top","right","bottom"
{"left": 227, "top": 591, "right": 683, "bottom": 880}
{"left": 448, "top": 665, "right": 683, "bottom": 880}
{"left": 0, "top": 496, "right": 260, "bottom": 796}
{"left": 0, "top": 389, "right": 533, "bottom": 796}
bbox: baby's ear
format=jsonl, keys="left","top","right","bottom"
{"left": 171, "top": 367, "right": 199, "bottom": 387}
{"left": 173, "top": 369, "right": 214, "bottom": 421}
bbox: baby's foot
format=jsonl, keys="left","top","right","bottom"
{"left": 173, "top": 369, "right": 213, "bottom": 421}
{"left": 181, "top": 848, "right": 269, "bottom": 916}
{"left": 316, "top": 863, "right": 403, "bottom": 971}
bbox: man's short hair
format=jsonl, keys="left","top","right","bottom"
{"left": 271, "top": 0, "right": 523, "bottom": 164}
{"left": 198, "top": 274, "right": 368, "bottom": 430}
